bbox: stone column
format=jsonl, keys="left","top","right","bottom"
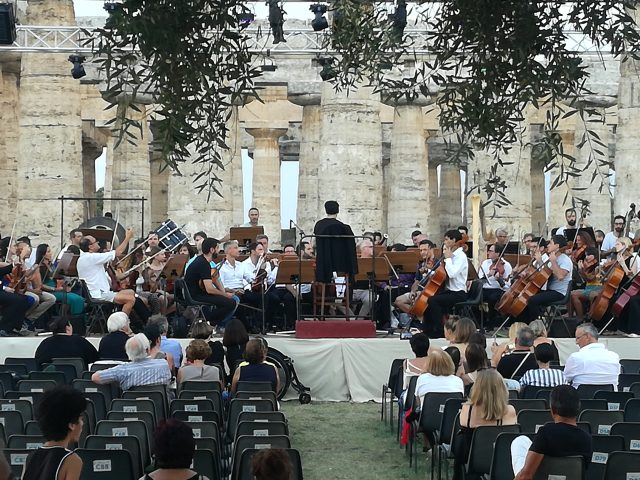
{"left": 438, "top": 162, "right": 462, "bottom": 233}
{"left": 245, "top": 125, "right": 288, "bottom": 244}
{"left": 110, "top": 103, "right": 151, "bottom": 232}
{"left": 0, "top": 65, "right": 19, "bottom": 232}
{"left": 288, "top": 86, "right": 322, "bottom": 235}
{"left": 81, "top": 140, "right": 101, "bottom": 219}
{"left": 573, "top": 97, "right": 614, "bottom": 229}
{"left": 384, "top": 96, "right": 431, "bottom": 244}
{"left": 317, "top": 83, "right": 384, "bottom": 234}
{"left": 149, "top": 148, "right": 170, "bottom": 227}
{"left": 16, "top": 0, "right": 83, "bottom": 245}
{"left": 229, "top": 105, "right": 244, "bottom": 227}
{"left": 428, "top": 161, "right": 439, "bottom": 237}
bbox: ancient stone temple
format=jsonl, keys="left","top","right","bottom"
{"left": 0, "top": 2, "right": 635, "bottom": 249}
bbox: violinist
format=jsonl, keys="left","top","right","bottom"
{"left": 0, "top": 259, "right": 31, "bottom": 337}
{"left": 515, "top": 235, "right": 573, "bottom": 324}
{"left": 422, "top": 229, "right": 469, "bottom": 337}
{"left": 571, "top": 231, "right": 596, "bottom": 264}
{"left": 184, "top": 237, "right": 238, "bottom": 329}
{"left": 77, "top": 229, "right": 152, "bottom": 325}
{"left": 240, "top": 241, "right": 278, "bottom": 330}
{"left": 394, "top": 239, "right": 436, "bottom": 315}
{"left": 478, "top": 243, "right": 512, "bottom": 327}
{"left": 569, "top": 246, "right": 602, "bottom": 322}
{"left": 141, "top": 246, "right": 175, "bottom": 315}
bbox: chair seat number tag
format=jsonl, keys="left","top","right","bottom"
{"left": 607, "top": 403, "right": 620, "bottom": 411}
{"left": 185, "top": 404, "right": 198, "bottom": 412}
{"left": 626, "top": 474, "right": 640, "bottom": 480}
{"left": 113, "top": 427, "right": 128, "bottom": 436}
{"left": 597, "top": 425, "right": 611, "bottom": 435}
{"left": 254, "top": 429, "right": 269, "bottom": 436}
{"left": 630, "top": 440, "right": 640, "bottom": 451}
{"left": 256, "top": 444, "right": 271, "bottom": 449}
{"left": 592, "top": 452, "right": 608, "bottom": 464}
{"left": 1, "top": 404, "right": 15, "bottom": 411}
{"left": 10, "top": 454, "right": 27, "bottom": 465}
{"left": 547, "top": 476, "right": 566, "bottom": 480}
{"left": 535, "top": 424, "right": 542, "bottom": 433}
{"left": 188, "top": 416, "right": 202, "bottom": 422}
{"left": 106, "top": 444, "right": 122, "bottom": 450}
{"left": 195, "top": 396, "right": 206, "bottom": 400}
{"left": 624, "top": 387, "right": 631, "bottom": 392}
{"left": 123, "top": 406, "right": 137, "bottom": 412}
{"left": 86, "top": 388, "right": 97, "bottom": 393}
{"left": 32, "top": 389, "right": 43, "bottom": 393}
{"left": 93, "top": 460, "right": 112, "bottom": 472}
{"left": 192, "top": 429, "right": 201, "bottom": 438}
{"left": 243, "top": 405, "right": 257, "bottom": 412}
{"left": 26, "top": 442, "right": 43, "bottom": 449}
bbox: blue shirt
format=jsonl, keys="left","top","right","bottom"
{"left": 97, "top": 357, "right": 171, "bottom": 390}
{"left": 161, "top": 336, "right": 183, "bottom": 368}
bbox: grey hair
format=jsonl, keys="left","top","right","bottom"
{"left": 529, "top": 319, "right": 547, "bottom": 338}
{"left": 125, "top": 333, "right": 150, "bottom": 362}
{"left": 516, "top": 326, "right": 535, "bottom": 347}
{"left": 496, "top": 228, "right": 508, "bottom": 237}
{"left": 223, "top": 240, "right": 238, "bottom": 252}
{"left": 107, "top": 312, "right": 130, "bottom": 333}
{"left": 357, "top": 238, "right": 373, "bottom": 251}
{"left": 148, "top": 314, "right": 169, "bottom": 335}
{"left": 578, "top": 322, "right": 599, "bottom": 340}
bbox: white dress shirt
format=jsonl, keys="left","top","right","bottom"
{"left": 444, "top": 247, "right": 468, "bottom": 292}
{"left": 242, "top": 257, "right": 276, "bottom": 286}
{"left": 478, "top": 258, "right": 513, "bottom": 291}
{"left": 77, "top": 250, "right": 116, "bottom": 297}
{"left": 219, "top": 260, "right": 252, "bottom": 290}
{"left": 601, "top": 231, "right": 619, "bottom": 253}
{"left": 564, "top": 342, "right": 620, "bottom": 389}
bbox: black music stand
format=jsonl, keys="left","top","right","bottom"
{"left": 563, "top": 227, "right": 596, "bottom": 243}
{"left": 274, "top": 260, "right": 315, "bottom": 326}
{"left": 504, "top": 241, "right": 520, "bottom": 254}
{"left": 53, "top": 253, "right": 79, "bottom": 278}
{"left": 230, "top": 227, "right": 265, "bottom": 247}
{"left": 161, "top": 254, "right": 188, "bottom": 281}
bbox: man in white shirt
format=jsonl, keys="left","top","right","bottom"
{"left": 564, "top": 322, "right": 620, "bottom": 388}
{"left": 601, "top": 215, "right": 626, "bottom": 256}
{"left": 422, "top": 229, "right": 469, "bottom": 338}
{"left": 479, "top": 243, "right": 512, "bottom": 327}
{"left": 77, "top": 228, "right": 141, "bottom": 317}
{"left": 555, "top": 208, "right": 577, "bottom": 237}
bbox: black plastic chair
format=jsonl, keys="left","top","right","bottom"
{"left": 587, "top": 434, "right": 625, "bottom": 480}
{"left": 593, "top": 390, "right": 634, "bottom": 411}
{"left": 0, "top": 410, "right": 24, "bottom": 437}
{"left": 79, "top": 280, "right": 116, "bottom": 335}
{"left": 0, "top": 399, "right": 33, "bottom": 422}
{"left": 17, "top": 379, "right": 56, "bottom": 393}
{"left": 610, "top": 422, "right": 640, "bottom": 450}
{"left": 24, "top": 421, "right": 41, "bottom": 435}
{"left": 235, "top": 420, "right": 288, "bottom": 442}
{"left": 1, "top": 448, "right": 31, "bottom": 478}
{"left": 516, "top": 409, "right": 553, "bottom": 434}
{"left": 489, "top": 432, "right": 535, "bottom": 480}
{"left": 579, "top": 399, "right": 608, "bottom": 412}
{"left": 226, "top": 399, "right": 275, "bottom": 442}
{"left": 173, "top": 410, "right": 220, "bottom": 425}
{"left": 466, "top": 424, "right": 521, "bottom": 478}
{"left": 232, "top": 436, "right": 291, "bottom": 480}
{"left": 122, "top": 389, "right": 166, "bottom": 423}
{"left": 453, "top": 279, "right": 484, "bottom": 328}
{"left": 619, "top": 374, "right": 640, "bottom": 393}
{"left": 522, "top": 385, "right": 553, "bottom": 400}
{"left": 576, "top": 383, "right": 613, "bottom": 400}
{"left": 95, "top": 419, "right": 149, "bottom": 467}
{"left": 6, "top": 434, "right": 45, "bottom": 449}
{"left": 84, "top": 434, "right": 144, "bottom": 479}
{"left": 178, "top": 389, "right": 224, "bottom": 420}
{"left": 509, "top": 399, "right": 547, "bottom": 414}
{"left": 603, "top": 451, "right": 640, "bottom": 479}
{"left": 236, "top": 381, "right": 274, "bottom": 393}
{"left": 52, "top": 357, "right": 86, "bottom": 378}
{"left": 40, "top": 363, "right": 77, "bottom": 384}
{"left": 111, "top": 398, "right": 157, "bottom": 426}
{"left": 5, "top": 358, "right": 38, "bottom": 373}
{"left": 192, "top": 447, "right": 222, "bottom": 480}
{"left": 436, "top": 398, "right": 464, "bottom": 480}
{"left": 105, "top": 410, "right": 155, "bottom": 447}
{"left": 75, "top": 448, "right": 136, "bottom": 480}
{"left": 381, "top": 358, "right": 404, "bottom": 427}
{"left": 235, "top": 391, "right": 277, "bottom": 410}
{"left": 578, "top": 409, "right": 624, "bottom": 435}
{"left": 533, "top": 455, "right": 583, "bottom": 480}
{"left": 174, "top": 278, "right": 208, "bottom": 322}
{"left": 541, "top": 285, "right": 572, "bottom": 334}
{"left": 625, "top": 399, "right": 640, "bottom": 422}
{"left": 620, "top": 359, "right": 640, "bottom": 374}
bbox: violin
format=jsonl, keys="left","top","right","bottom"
{"left": 572, "top": 245, "right": 587, "bottom": 262}
{"left": 199, "top": 258, "right": 226, "bottom": 291}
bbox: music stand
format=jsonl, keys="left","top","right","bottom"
{"left": 504, "top": 254, "right": 532, "bottom": 268}
{"left": 53, "top": 253, "right": 79, "bottom": 278}
{"left": 80, "top": 228, "right": 114, "bottom": 243}
{"left": 276, "top": 259, "right": 315, "bottom": 285}
{"left": 381, "top": 251, "right": 420, "bottom": 275}
{"left": 354, "top": 257, "right": 389, "bottom": 282}
{"left": 229, "top": 227, "right": 265, "bottom": 247}
{"left": 563, "top": 227, "right": 596, "bottom": 243}
{"left": 504, "top": 241, "right": 520, "bottom": 254}
{"left": 161, "top": 254, "right": 188, "bottom": 281}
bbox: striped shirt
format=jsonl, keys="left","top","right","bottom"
{"left": 518, "top": 367, "right": 565, "bottom": 388}
{"left": 97, "top": 357, "right": 171, "bottom": 390}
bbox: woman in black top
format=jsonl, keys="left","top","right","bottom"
{"left": 23, "top": 385, "right": 86, "bottom": 480}
{"left": 223, "top": 318, "right": 249, "bottom": 377}
{"left": 231, "top": 337, "right": 279, "bottom": 394}
{"left": 34, "top": 317, "right": 99, "bottom": 368}
{"left": 98, "top": 311, "right": 132, "bottom": 361}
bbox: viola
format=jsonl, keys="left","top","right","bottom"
{"left": 589, "top": 263, "right": 625, "bottom": 322}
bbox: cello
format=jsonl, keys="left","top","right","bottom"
{"left": 589, "top": 260, "right": 626, "bottom": 322}
{"left": 409, "top": 234, "right": 469, "bottom": 317}
{"left": 612, "top": 272, "right": 640, "bottom": 318}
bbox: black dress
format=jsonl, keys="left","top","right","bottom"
{"left": 23, "top": 446, "right": 74, "bottom": 480}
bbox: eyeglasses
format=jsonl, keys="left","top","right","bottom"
{"left": 575, "top": 333, "right": 588, "bottom": 341}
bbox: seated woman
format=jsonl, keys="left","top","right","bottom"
{"left": 190, "top": 319, "right": 225, "bottom": 368}
{"left": 453, "top": 368, "right": 517, "bottom": 480}
{"left": 177, "top": 339, "right": 222, "bottom": 388}
{"left": 529, "top": 319, "right": 560, "bottom": 364}
{"left": 415, "top": 349, "right": 464, "bottom": 407}
{"left": 445, "top": 316, "right": 476, "bottom": 357}
{"left": 491, "top": 322, "right": 527, "bottom": 367}
{"left": 143, "top": 418, "right": 209, "bottom": 480}
{"left": 231, "top": 338, "right": 280, "bottom": 394}
{"left": 22, "top": 385, "right": 86, "bottom": 480}
{"left": 224, "top": 318, "right": 249, "bottom": 378}
{"left": 98, "top": 312, "right": 132, "bottom": 361}
{"left": 459, "top": 343, "right": 489, "bottom": 388}
{"left": 34, "top": 317, "right": 99, "bottom": 368}
{"left": 399, "top": 333, "right": 430, "bottom": 405}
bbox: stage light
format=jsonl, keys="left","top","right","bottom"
{"left": 103, "top": 2, "right": 123, "bottom": 14}
{"left": 310, "top": 4, "right": 329, "bottom": 32}
{"left": 318, "top": 57, "right": 336, "bottom": 81}
{"left": 68, "top": 55, "right": 86, "bottom": 80}
{"left": 267, "top": 0, "right": 286, "bottom": 44}
{"left": 0, "top": 3, "right": 17, "bottom": 45}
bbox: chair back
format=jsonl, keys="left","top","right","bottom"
{"left": 0, "top": 399, "right": 33, "bottom": 422}
{"left": 593, "top": 390, "right": 634, "bottom": 411}
{"left": 84, "top": 434, "right": 144, "bottom": 479}
{"left": 509, "top": 399, "right": 547, "bottom": 414}
{"left": 467, "top": 424, "right": 521, "bottom": 475}
{"left": 236, "top": 381, "right": 274, "bottom": 393}
{"left": 419, "top": 392, "right": 463, "bottom": 436}
{"left": 604, "top": 451, "right": 640, "bottom": 479}
{"left": 95, "top": 419, "right": 149, "bottom": 466}
{"left": 5, "top": 358, "right": 38, "bottom": 373}
{"left": 192, "top": 447, "right": 221, "bottom": 480}
{"left": 75, "top": 448, "right": 136, "bottom": 480}
{"left": 0, "top": 410, "right": 24, "bottom": 437}
{"left": 17, "top": 379, "right": 56, "bottom": 393}
{"left": 226, "top": 399, "right": 275, "bottom": 442}
{"left": 610, "top": 422, "right": 640, "bottom": 451}
{"left": 1, "top": 448, "right": 31, "bottom": 478}
{"left": 588, "top": 434, "right": 625, "bottom": 480}
{"left": 620, "top": 359, "right": 640, "bottom": 374}
{"left": 232, "top": 436, "right": 292, "bottom": 480}
{"left": 533, "top": 455, "right": 583, "bottom": 480}
{"left": 619, "top": 374, "right": 640, "bottom": 392}
{"left": 6, "top": 434, "right": 44, "bottom": 449}
{"left": 235, "top": 420, "right": 289, "bottom": 442}
{"left": 579, "top": 399, "right": 608, "bottom": 412}
{"left": 438, "top": 398, "right": 464, "bottom": 446}
{"left": 516, "top": 409, "right": 553, "bottom": 434}
{"left": 577, "top": 409, "right": 624, "bottom": 435}
{"left": 522, "top": 385, "right": 553, "bottom": 400}
{"left": 576, "top": 383, "right": 613, "bottom": 399}
{"left": 625, "top": 399, "right": 640, "bottom": 422}
{"left": 489, "top": 432, "right": 535, "bottom": 480}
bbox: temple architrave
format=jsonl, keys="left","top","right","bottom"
{"left": 0, "top": 1, "right": 636, "bottom": 249}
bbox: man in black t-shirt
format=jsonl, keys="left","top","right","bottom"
{"left": 513, "top": 385, "right": 592, "bottom": 480}
{"left": 496, "top": 326, "right": 538, "bottom": 380}
{"left": 183, "top": 237, "right": 238, "bottom": 327}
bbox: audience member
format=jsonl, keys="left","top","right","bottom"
{"left": 231, "top": 338, "right": 279, "bottom": 394}
{"left": 177, "top": 339, "right": 222, "bottom": 387}
{"left": 512, "top": 385, "right": 592, "bottom": 479}
{"left": 444, "top": 346, "right": 463, "bottom": 376}
{"left": 460, "top": 343, "right": 489, "bottom": 387}
{"left": 445, "top": 316, "right": 476, "bottom": 357}
{"left": 402, "top": 333, "right": 430, "bottom": 392}
{"left": 224, "top": 318, "right": 249, "bottom": 378}
{"left": 144, "top": 324, "right": 175, "bottom": 373}
{"left": 144, "top": 418, "right": 209, "bottom": 480}
{"left": 148, "top": 314, "right": 183, "bottom": 370}
{"left": 529, "top": 319, "right": 560, "bottom": 364}
{"left": 415, "top": 349, "right": 464, "bottom": 406}
{"left": 496, "top": 326, "right": 537, "bottom": 381}
{"left": 467, "top": 331, "right": 487, "bottom": 350}
{"left": 190, "top": 319, "right": 225, "bottom": 367}
{"left": 22, "top": 385, "right": 86, "bottom": 480}
{"left": 91, "top": 333, "right": 171, "bottom": 391}
{"left": 518, "top": 343, "right": 565, "bottom": 390}
{"left": 98, "top": 312, "right": 132, "bottom": 361}
{"left": 251, "top": 448, "right": 293, "bottom": 480}
{"left": 491, "top": 321, "right": 527, "bottom": 366}
{"left": 34, "top": 317, "right": 99, "bottom": 368}
{"left": 453, "top": 369, "right": 517, "bottom": 480}
{"left": 564, "top": 323, "right": 620, "bottom": 388}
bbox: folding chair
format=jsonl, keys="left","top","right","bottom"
{"left": 192, "top": 448, "right": 222, "bottom": 480}
{"left": 17, "top": 379, "right": 56, "bottom": 393}
{"left": 593, "top": 390, "right": 634, "bottom": 411}
{"left": 489, "top": 432, "right": 535, "bottom": 480}
{"left": 630, "top": 382, "right": 640, "bottom": 399}
{"left": 81, "top": 391, "right": 107, "bottom": 423}
{"left": 72, "top": 379, "right": 114, "bottom": 406}
{"left": 541, "top": 285, "right": 571, "bottom": 333}
{"left": 603, "top": 451, "right": 640, "bottom": 479}
{"left": 398, "top": 375, "right": 418, "bottom": 441}
{"left": 465, "top": 424, "right": 521, "bottom": 478}
{"left": 28, "top": 370, "right": 66, "bottom": 385}
{"left": 122, "top": 389, "right": 166, "bottom": 423}
{"left": 533, "top": 455, "right": 583, "bottom": 480}
{"left": 169, "top": 398, "right": 214, "bottom": 417}
{"left": 226, "top": 399, "right": 275, "bottom": 442}
{"left": 52, "top": 357, "right": 86, "bottom": 378}
{"left": 173, "top": 410, "right": 220, "bottom": 425}
{"left": 233, "top": 448, "right": 302, "bottom": 480}
{"left": 618, "top": 374, "right": 640, "bottom": 393}
{"left": 0, "top": 371, "right": 15, "bottom": 395}
{"left": 1, "top": 448, "right": 31, "bottom": 478}
{"left": 625, "top": 399, "right": 640, "bottom": 422}
{"left": 576, "top": 383, "right": 613, "bottom": 400}
{"left": 436, "top": 398, "right": 464, "bottom": 480}
{"left": 174, "top": 278, "right": 209, "bottom": 322}
{"left": 6, "top": 434, "right": 44, "bottom": 449}
{"left": 24, "top": 421, "right": 41, "bottom": 436}
{"left": 231, "top": 435, "right": 291, "bottom": 480}
{"left": 95, "top": 419, "right": 150, "bottom": 467}
{"left": 84, "top": 434, "right": 145, "bottom": 479}
{"left": 516, "top": 409, "right": 553, "bottom": 434}
{"left": 0, "top": 399, "right": 33, "bottom": 422}
{"left": 179, "top": 380, "right": 223, "bottom": 394}
{"left": 381, "top": 358, "right": 404, "bottom": 426}
{"left": 587, "top": 434, "right": 625, "bottom": 480}
{"left": 179, "top": 390, "right": 224, "bottom": 420}
{"left": 509, "top": 399, "right": 547, "bottom": 414}
{"left": 75, "top": 448, "right": 136, "bottom": 480}
{"left": 236, "top": 411, "right": 287, "bottom": 426}
{"left": 236, "top": 381, "right": 274, "bottom": 393}
{"left": 453, "top": 279, "right": 484, "bottom": 328}
{"left": 620, "top": 359, "right": 640, "bottom": 374}
{"left": 610, "top": 422, "right": 640, "bottom": 450}
{"left": 0, "top": 410, "right": 24, "bottom": 437}
{"left": 577, "top": 409, "right": 624, "bottom": 435}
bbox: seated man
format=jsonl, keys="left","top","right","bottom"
{"left": 512, "top": 385, "right": 592, "bottom": 479}
{"left": 77, "top": 228, "right": 151, "bottom": 325}
{"left": 478, "top": 243, "right": 512, "bottom": 327}
{"left": 496, "top": 326, "right": 538, "bottom": 381}
{"left": 564, "top": 322, "right": 620, "bottom": 389}
{"left": 147, "top": 314, "right": 183, "bottom": 371}
{"left": 91, "top": 333, "right": 171, "bottom": 391}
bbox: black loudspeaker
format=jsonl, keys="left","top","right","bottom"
{"left": 0, "top": 4, "right": 16, "bottom": 45}
{"left": 548, "top": 318, "right": 578, "bottom": 338}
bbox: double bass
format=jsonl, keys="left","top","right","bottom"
{"left": 612, "top": 272, "right": 640, "bottom": 318}
{"left": 409, "top": 234, "right": 469, "bottom": 317}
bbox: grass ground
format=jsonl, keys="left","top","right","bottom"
{"left": 280, "top": 401, "right": 430, "bottom": 480}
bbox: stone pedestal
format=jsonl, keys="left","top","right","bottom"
{"left": 318, "top": 83, "right": 384, "bottom": 235}
{"left": 110, "top": 104, "right": 151, "bottom": 232}
{"left": 16, "top": 0, "right": 83, "bottom": 245}
{"left": 288, "top": 89, "right": 321, "bottom": 235}
{"left": 246, "top": 125, "right": 288, "bottom": 244}
{"left": 0, "top": 65, "right": 19, "bottom": 233}
{"left": 384, "top": 96, "right": 431, "bottom": 244}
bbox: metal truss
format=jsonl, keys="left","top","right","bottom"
{"left": 0, "top": 25, "right": 612, "bottom": 57}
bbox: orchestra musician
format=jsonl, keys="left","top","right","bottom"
{"left": 514, "top": 235, "right": 573, "bottom": 324}
{"left": 555, "top": 207, "right": 578, "bottom": 236}
{"left": 422, "top": 229, "right": 468, "bottom": 337}
{"left": 602, "top": 215, "right": 626, "bottom": 255}
{"left": 478, "top": 243, "right": 512, "bottom": 328}
{"left": 353, "top": 238, "right": 375, "bottom": 320}
{"left": 266, "top": 245, "right": 298, "bottom": 330}
{"left": 0, "top": 259, "right": 31, "bottom": 337}
{"left": 184, "top": 237, "right": 238, "bottom": 329}
{"left": 394, "top": 239, "right": 436, "bottom": 315}
{"left": 569, "top": 246, "right": 602, "bottom": 322}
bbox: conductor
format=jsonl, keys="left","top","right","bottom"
{"left": 313, "top": 200, "right": 358, "bottom": 283}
